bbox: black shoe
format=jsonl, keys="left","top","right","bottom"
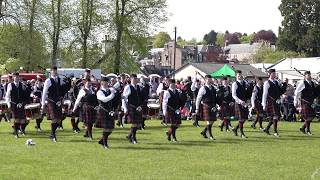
{"left": 200, "top": 131, "right": 208, "bottom": 139}
{"left": 83, "top": 134, "right": 89, "bottom": 138}
{"left": 232, "top": 128, "right": 238, "bottom": 136}
{"left": 299, "top": 127, "right": 306, "bottom": 134}
{"left": 172, "top": 137, "right": 178, "bottom": 142}
{"left": 126, "top": 135, "right": 134, "bottom": 144}
{"left": 251, "top": 124, "right": 256, "bottom": 129}
{"left": 116, "top": 121, "right": 120, "bottom": 127}
{"left": 98, "top": 139, "right": 103, "bottom": 145}
{"left": 219, "top": 125, "right": 223, "bottom": 132}
{"left": 263, "top": 129, "right": 271, "bottom": 135}
{"left": 166, "top": 132, "right": 171, "bottom": 141}
{"left": 50, "top": 135, "right": 57, "bottom": 142}
{"left": 193, "top": 121, "right": 200, "bottom": 128}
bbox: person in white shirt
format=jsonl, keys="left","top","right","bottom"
{"left": 250, "top": 77, "right": 264, "bottom": 130}
{"left": 195, "top": 75, "right": 218, "bottom": 140}
{"left": 294, "top": 71, "right": 317, "bottom": 135}
{"left": 5, "top": 72, "right": 28, "bottom": 138}
{"left": 162, "top": 79, "right": 184, "bottom": 142}
{"left": 41, "top": 66, "right": 70, "bottom": 142}
{"left": 157, "top": 76, "right": 170, "bottom": 125}
{"left": 122, "top": 74, "right": 144, "bottom": 144}
{"left": 231, "top": 70, "right": 250, "bottom": 138}
{"left": 261, "top": 69, "right": 286, "bottom": 137}
{"left": 95, "top": 76, "right": 116, "bottom": 149}
{"left": 73, "top": 76, "right": 97, "bottom": 141}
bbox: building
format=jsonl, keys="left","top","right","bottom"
{"left": 171, "top": 63, "right": 267, "bottom": 80}
{"left": 224, "top": 43, "right": 275, "bottom": 62}
{"left": 267, "top": 57, "right": 320, "bottom": 81}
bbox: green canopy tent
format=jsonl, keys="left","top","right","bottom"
{"left": 211, "top": 64, "right": 235, "bottom": 78}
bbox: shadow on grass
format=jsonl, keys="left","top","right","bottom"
{"left": 112, "top": 146, "right": 179, "bottom": 151}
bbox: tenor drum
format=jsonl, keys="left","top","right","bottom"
{"left": 25, "top": 103, "right": 41, "bottom": 120}
{"left": 147, "top": 99, "right": 160, "bottom": 117}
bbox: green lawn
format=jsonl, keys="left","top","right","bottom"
{"left": 0, "top": 119, "right": 319, "bottom": 180}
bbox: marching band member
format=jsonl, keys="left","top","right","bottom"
{"left": 157, "top": 76, "right": 170, "bottom": 125}
{"left": 196, "top": 75, "right": 218, "bottom": 140}
{"left": 30, "top": 76, "right": 44, "bottom": 131}
{"left": 122, "top": 74, "right": 144, "bottom": 144}
{"left": 115, "top": 74, "right": 127, "bottom": 128}
{"left": 163, "top": 79, "right": 186, "bottom": 142}
{"left": 67, "top": 78, "right": 81, "bottom": 133}
{"left": 191, "top": 78, "right": 201, "bottom": 127}
{"left": 96, "top": 76, "right": 116, "bottom": 149}
{"left": 294, "top": 71, "right": 317, "bottom": 135}
{"left": 217, "top": 76, "right": 234, "bottom": 132}
{"left": 73, "top": 76, "right": 97, "bottom": 140}
{"left": 41, "top": 66, "right": 70, "bottom": 142}
{"left": 250, "top": 77, "right": 264, "bottom": 130}
{"left": 231, "top": 70, "right": 250, "bottom": 138}
{"left": 5, "top": 72, "right": 29, "bottom": 138}
{"left": 139, "top": 77, "right": 150, "bottom": 130}
{"left": 262, "top": 69, "right": 287, "bottom": 137}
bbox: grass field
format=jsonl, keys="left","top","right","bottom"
{"left": 0, "top": 118, "right": 320, "bottom": 180}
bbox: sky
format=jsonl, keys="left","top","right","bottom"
{"left": 160, "top": 0, "right": 283, "bottom": 41}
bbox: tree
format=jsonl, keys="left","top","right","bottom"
{"left": 0, "top": 24, "right": 47, "bottom": 73}
{"left": 153, "top": 31, "right": 171, "bottom": 48}
{"left": 251, "top": 44, "right": 305, "bottom": 64}
{"left": 240, "top": 33, "right": 254, "bottom": 44}
{"left": 224, "top": 31, "right": 240, "bottom": 45}
{"left": 109, "top": 0, "right": 168, "bottom": 73}
{"left": 253, "top": 30, "right": 277, "bottom": 45}
{"left": 216, "top": 32, "right": 225, "bottom": 47}
{"left": 203, "top": 30, "right": 217, "bottom": 45}
{"left": 278, "top": 0, "right": 320, "bottom": 57}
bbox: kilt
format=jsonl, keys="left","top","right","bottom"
{"left": 255, "top": 101, "right": 264, "bottom": 114}
{"left": 201, "top": 104, "right": 217, "bottom": 121}
{"left": 95, "top": 106, "right": 114, "bottom": 129}
{"left": 234, "top": 103, "right": 248, "bottom": 121}
{"left": 165, "top": 110, "right": 181, "bottom": 125}
{"left": 10, "top": 103, "right": 26, "bottom": 120}
{"left": 219, "top": 102, "right": 234, "bottom": 118}
{"left": 127, "top": 106, "right": 143, "bottom": 124}
{"left": 81, "top": 104, "right": 96, "bottom": 125}
{"left": 266, "top": 97, "right": 281, "bottom": 118}
{"left": 47, "top": 101, "right": 63, "bottom": 121}
{"left": 301, "top": 100, "right": 315, "bottom": 120}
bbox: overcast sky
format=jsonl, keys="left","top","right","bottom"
{"left": 160, "top": 0, "right": 283, "bottom": 41}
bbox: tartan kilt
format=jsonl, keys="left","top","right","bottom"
{"left": 127, "top": 106, "right": 143, "bottom": 124}
{"left": 95, "top": 106, "right": 114, "bottom": 129}
{"left": 234, "top": 104, "right": 248, "bottom": 121}
{"left": 301, "top": 101, "right": 315, "bottom": 120}
{"left": 266, "top": 98, "right": 281, "bottom": 117}
{"left": 46, "top": 102, "right": 63, "bottom": 121}
{"left": 165, "top": 110, "right": 181, "bottom": 125}
{"left": 201, "top": 105, "right": 217, "bottom": 121}
{"left": 10, "top": 103, "right": 26, "bottom": 120}
{"left": 82, "top": 104, "right": 96, "bottom": 125}
{"left": 219, "top": 102, "right": 234, "bottom": 118}
{"left": 255, "top": 101, "right": 264, "bottom": 114}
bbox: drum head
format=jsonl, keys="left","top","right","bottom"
{"left": 147, "top": 103, "right": 160, "bottom": 109}
{"left": 0, "top": 100, "right": 7, "bottom": 105}
{"left": 64, "top": 100, "right": 72, "bottom": 105}
{"left": 25, "top": 103, "right": 41, "bottom": 109}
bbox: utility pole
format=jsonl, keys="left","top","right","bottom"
{"left": 173, "top": 26, "right": 177, "bottom": 79}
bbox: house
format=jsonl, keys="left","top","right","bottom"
{"left": 171, "top": 63, "right": 268, "bottom": 80}
{"left": 267, "top": 57, "right": 320, "bottom": 81}
{"left": 224, "top": 43, "right": 275, "bottom": 62}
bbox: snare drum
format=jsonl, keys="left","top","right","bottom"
{"left": 0, "top": 100, "right": 8, "bottom": 114}
{"left": 25, "top": 103, "right": 41, "bottom": 120}
{"left": 62, "top": 100, "right": 72, "bottom": 116}
{"left": 147, "top": 99, "right": 160, "bottom": 117}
